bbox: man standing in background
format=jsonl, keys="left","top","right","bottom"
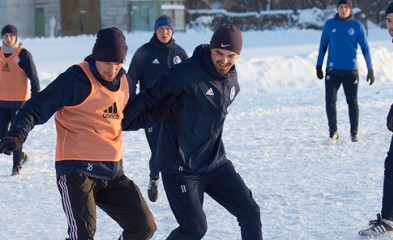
{"left": 0, "top": 24, "right": 40, "bottom": 176}
{"left": 128, "top": 15, "right": 188, "bottom": 202}
{"left": 316, "top": 0, "right": 374, "bottom": 143}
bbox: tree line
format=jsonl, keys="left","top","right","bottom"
{"left": 185, "top": 0, "right": 393, "bottom": 26}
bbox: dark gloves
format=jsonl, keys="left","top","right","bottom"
{"left": 387, "top": 105, "right": 393, "bottom": 132}
{"left": 367, "top": 69, "right": 375, "bottom": 85}
{"left": 0, "top": 133, "right": 24, "bottom": 155}
{"left": 151, "top": 96, "right": 178, "bottom": 123}
{"left": 316, "top": 66, "right": 323, "bottom": 80}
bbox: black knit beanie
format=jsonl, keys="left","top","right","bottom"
{"left": 91, "top": 27, "right": 128, "bottom": 63}
{"left": 1, "top": 24, "right": 18, "bottom": 37}
{"left": 210, "top": 24, "right": 243, "bottom": 55}
{"left": 386, "top": 2, "right": 393, "bottom": 17}
{"left": 337, "top": 0, "right": 352, "bottom": 8}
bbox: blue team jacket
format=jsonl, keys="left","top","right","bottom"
{"left": 316, "top": 14, "right": 373, "bottom": 72}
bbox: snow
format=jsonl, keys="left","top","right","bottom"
{"left": 2, "top": 18, "right": 393, "bottom": 240}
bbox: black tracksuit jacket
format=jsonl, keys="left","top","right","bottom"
{"left": 123, "top": 44, "right": 240, "bottom": 174}
{"left": 127, "top": 34, "right": 188, "bottom": 91}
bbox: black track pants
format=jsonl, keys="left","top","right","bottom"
{"left": 325, "top": 72, "right": 359, "bottom": 132}
{"left": 57, "top": 173, "right": 156, "bottom": 240}
{"left": 162, "top": 162, "right": 263, "bottom": 240}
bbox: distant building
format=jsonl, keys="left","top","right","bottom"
{"left": 0, "top": 0, "right": 185, "bottom": 38}
{"left": 130, "top": 0, "right": 185, "bottom": 32}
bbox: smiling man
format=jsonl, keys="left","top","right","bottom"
{"left": 122, "top": 24, "right": 263, "bottom": 240}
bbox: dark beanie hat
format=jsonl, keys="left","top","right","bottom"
{"left": 91, "top": 27, "right": 128, "bottom": 63}
{"left": 1, "top": 24, "right": 18, "bottom": 36}
{"left": 337, "top": 0, "right": 352, "bottom": 8}
{"left": 386, "top": 2, "right": 393, "bottom": 17}
{"left": 210, "top": 24, "right": 242, "bottom": 55}
{"left": 154, "top": 15, "right": 175, "bottom": 33}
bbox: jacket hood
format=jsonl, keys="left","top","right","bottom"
{"left": 150, "top": 34, "right": 176, "bottom": 49}
{"left": 83, "top": 55, "right": 125, "bottom": 91}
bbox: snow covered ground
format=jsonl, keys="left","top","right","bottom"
{"left": 2, "top": 22, "right": 393, "bottom": 239}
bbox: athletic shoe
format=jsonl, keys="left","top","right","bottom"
{"left": 329, "top": 130, "right": 339, "bottom": 142}
{"left": 148, "top": 178, "right": 159, "bottom": 202}
{"left": 10, "top": 153, "right": 29, "bottom": 176}
{"left": 359, "top": 214, "right": 393, "bottom": 237}
{"left": 20, "top": 153, "right": 29, "bottom": 165}
{"left": 11, "top": 166, "right": 21, "bottom": 176}
{"left": 351, "top": 131, "right": 359, "bottom": 142}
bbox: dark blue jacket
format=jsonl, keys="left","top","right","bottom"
{"left": 8, "top": 56, "right": 157, "bottom": 179}
{"left": 0, "top": 45, "right": 41, "bottom": 108}
{"left": 127, "top": 34, "right": 188, "bottom": 91}
{"left": 123, "top": 44, "right": 240, "bottom": 174}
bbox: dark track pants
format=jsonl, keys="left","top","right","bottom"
{"left": 382, "top": 135, "right": 393, "bottom": 220}
{"left": 325, "top": 72, "right": 359, "bottom": 132}
{"left": 57, "top": 173, "right": 156, "bottom": 240}
{"left": 0, "top": 107, "right": 23, "bottom": 167}
{"left": 162, "top": 161, "right": 263, "bottom": 240}
{"left": 145, "top": 126, "right": 160, "bottom": 180}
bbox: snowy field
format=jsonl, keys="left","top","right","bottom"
{"left": 2, "top": 22, "right": 393, "bottom": 239}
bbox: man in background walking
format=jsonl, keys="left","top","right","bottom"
{"left": 0, "top": 24, "right": 40, "bottom": 176}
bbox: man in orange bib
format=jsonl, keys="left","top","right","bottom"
{"left": 0, "top": 24, "right": 40, "bottom": 176}
{"left": 0, "top": 27, "right": 173, "bottom": 240}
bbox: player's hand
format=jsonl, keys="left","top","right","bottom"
{"left": 387, "top": 105, "right": 393, "bottom": 132}
{"left": 367, "top": 69, "right": 375, "bottom": 85}
{"left": 151, "top": 96, "right": 178, "bottom": 123}
{"left": 0, "top": 134, "right": 23, "bottom": 155}
{"left": 316, "top": 66, "right": 324, "bottom": 80}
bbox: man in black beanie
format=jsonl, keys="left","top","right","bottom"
{"left": 0, "top": 27, "right": 174, "bottom": 239}
{"left": 122, "top": 24, "right": 263, "bottom": 239}
{"left": 358, "top": 2, "right": 393, "bottom": 237}
{"left": 127, "top": 15, "right": 188, "bottom": 202}
{"left": 0, "top": 24, "right": 40, "bottom": 176}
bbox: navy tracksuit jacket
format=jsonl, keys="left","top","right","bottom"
{"left": 124, "top": 44, "right": 239, "bottom": 173}
{"left": 123, "top": 44, "right": 263, "bottom": 239}
{"left": 127, "top": 34, "right": 188, "bottom": 180}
